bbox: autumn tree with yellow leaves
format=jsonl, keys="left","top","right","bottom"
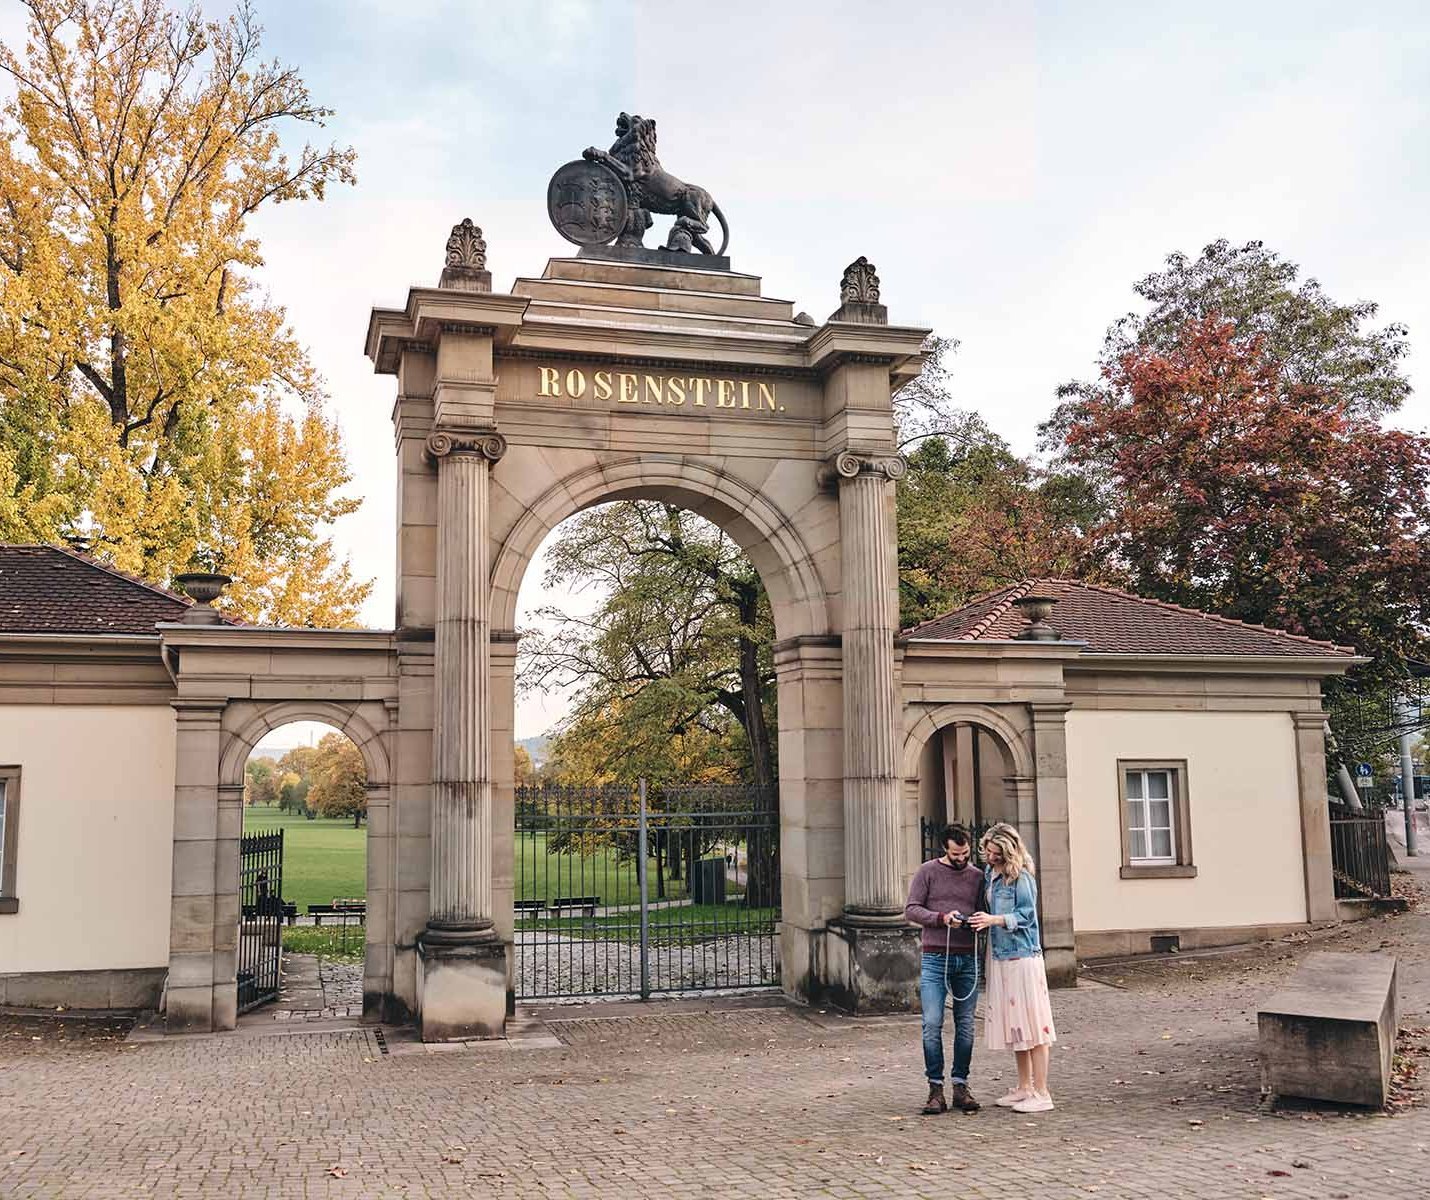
{"left": 0, "top": 0, "right": 369, "bottom": 624}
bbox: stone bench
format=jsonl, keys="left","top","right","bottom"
{"left": 1258, "top": 951, "right": 1398, "bottom": 1107}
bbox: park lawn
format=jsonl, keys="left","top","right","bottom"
{"left": 516, "top": 903, "right": 778, "bottom": 942}
{"left": 243, "top": 805, "right": 366, "bottom": 914}
{"left": 243, "top": 811, "right": 723, "bottom": 916}
{"left": 515, "top": 831, "right": 693, "bottom": 907}
{"left": 281, "top": 925, "right": 365, "bottom": 963}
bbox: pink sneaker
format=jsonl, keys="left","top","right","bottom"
{"left": 1012, "top": 1092, "right": 1054, "bottom": 1113}
{"left": 995, "top": 1088, "right": 1032, "bottom": 1108}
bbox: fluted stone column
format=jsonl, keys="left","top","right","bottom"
{"left": 417, "top": 428, "right": 508, "bottom": 1040}
{"left": 832, "top": 451, "right": 906, "bottom": 921}
{"left": 816, "top": 450, "right": 918, "bottom": 1013}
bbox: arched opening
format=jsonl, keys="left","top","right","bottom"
{"left": 903, "top": 705, "right": 1036, "bottom": 864}
{"left": 508, "top": 497, "right": 783, "bottom": 998}
{"left": 228, "top": 708, "right": 388, "bottom": 1019}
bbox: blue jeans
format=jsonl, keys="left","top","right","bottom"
{"left": 920, "top": 951, "right": 977, "bottom": 1086}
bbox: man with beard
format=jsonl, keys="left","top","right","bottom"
{"left": 905, "top": 824, "right": 985, "bottom": 1115}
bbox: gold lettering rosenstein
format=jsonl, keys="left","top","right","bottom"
{"left": 537, "top": 366, "right": 783, "bottom": 413}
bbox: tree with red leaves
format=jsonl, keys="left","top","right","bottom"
{"left": 1047, "top": 242, "right": 1430, "bottom": 689}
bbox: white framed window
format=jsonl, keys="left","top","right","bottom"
{"left": 1117, "top": 760, "right": 1195, "bottom": 879}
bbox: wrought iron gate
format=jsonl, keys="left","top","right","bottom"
{"left": 238, "top": 829, "right": 284, "bottom": 1012}
{"left": 515, "top": 781, "right": 780, "bottom": 1000}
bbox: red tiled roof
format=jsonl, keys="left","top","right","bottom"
{"left": 0, "top": 543, "right": 194, "bottom": 635}
{"left": 903, "top": 579, "right": 1357, "bottom": 658}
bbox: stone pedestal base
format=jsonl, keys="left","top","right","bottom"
{"left": 814, "top": 920, "right": 920, "bottom": 1014}
{"left": 416, "top": 936, "right": 508, "bottom": 1041}
{"left": 1044, "top": 947, "right": 1078, "bottom": 989}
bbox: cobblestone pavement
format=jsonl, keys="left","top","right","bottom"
{"left": 3, "top": 897, "right": 1428, "bottom": 1199}
{"left": 265, "top": 953, "right": 364, "bottom": 1023}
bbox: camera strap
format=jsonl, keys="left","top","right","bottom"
{"left": 944, "top": 919, "right": 980, "bottom": 1005}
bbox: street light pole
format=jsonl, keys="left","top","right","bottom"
{"left": 1400, "top": 697, "right": 1419, "bottom": 857}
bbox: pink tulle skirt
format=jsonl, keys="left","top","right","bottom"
{"left": 984, "top": 954, "right": 1058, "bottom": 1051}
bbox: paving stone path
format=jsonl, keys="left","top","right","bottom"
{"left": 3, "top": 884, "right": 1428, "bottom": 1198}
{"left": 266, "top": 953, "right": 364, "bottom": 1022}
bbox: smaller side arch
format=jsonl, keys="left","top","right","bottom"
{"left": 217, "top": 700, "right": 392, "bottom": 789}
{"left": 901, "top": 702, "right": 1035, "bottom": 781}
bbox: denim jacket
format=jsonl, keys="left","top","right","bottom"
{"left": 984, "top": 866, "right": 1043, "bottom": 960}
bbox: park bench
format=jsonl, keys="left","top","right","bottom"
{"left": 548, "top": 896, "right": 600, "bottom": 918}
{"left": 241, "top": 898, "right": 298, "bottom": 925}
{"left": 513, "top": 900, "right": 544, "bottom": 916}
{"left": 308, "top": 901, "right": 367, "bottom": 926}
{"left": 1258, "top": 950, "right": 1398, "bottom": 1107}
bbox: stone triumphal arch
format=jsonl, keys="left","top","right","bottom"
{"left": 364, "top": 222, "right": 929, "bottom": 1038}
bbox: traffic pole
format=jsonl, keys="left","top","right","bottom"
{"left": 1401, "top": 698, "right": 1419, "bottom": 856}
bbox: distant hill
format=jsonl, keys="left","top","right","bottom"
{"left": 517, "top": 733, "right": 552, "bottom": 767}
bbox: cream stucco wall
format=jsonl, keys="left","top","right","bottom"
{"left": 0, "top": 705, "right": 175, "bottom": 972}
{"left": 1066, "top": 710, "right": 1307, "bottom": 932}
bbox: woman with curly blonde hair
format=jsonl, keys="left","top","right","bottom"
{"left": 969, "top": 822, "right": 1058, "bottom": 1112}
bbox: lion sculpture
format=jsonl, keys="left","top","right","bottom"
{"left": 583, "top": 113, "right": 729, "bottom": 256}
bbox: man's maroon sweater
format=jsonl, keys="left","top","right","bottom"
{"left": 904, "top": 858, "right": 985, "bottom": 954}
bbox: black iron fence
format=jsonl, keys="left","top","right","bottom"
{"left": 1328, "top": 803, "right": 1392, "bottom": 899}
{"left": 514, "top": 781, "right": 779, "bottom": 1000}
{"left": 238, "top": 829, "right": 284, "bottom": 1012}
{"left": 920, "top": 817, "right": 991, "bottom": 865}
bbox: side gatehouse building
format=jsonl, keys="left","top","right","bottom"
{"left": 0, "top": 120, "right": 1365, "bottom": 1036}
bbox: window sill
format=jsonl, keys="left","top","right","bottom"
{"left": 1121, "top": 865, "right": 1197, "bottom": 880}
{"left": 0, "top": 896, "right": 17, "bottom": 914}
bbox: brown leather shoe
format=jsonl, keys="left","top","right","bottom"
{"left": 949, "top": 1083, "right": 981, "bottom": 1113}
{"left": 920, "top": 1084, "right": 948, "bottom": 1115}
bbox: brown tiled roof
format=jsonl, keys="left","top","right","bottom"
{"left": 0, "top": 543, "right": 193, "bottom": 635}
{"left": 903, "top": 579, "right": 1357, "bottom": 658}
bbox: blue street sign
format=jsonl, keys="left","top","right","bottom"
{"left": 1356, "top": 762, "right": 1374, "bottom": 778}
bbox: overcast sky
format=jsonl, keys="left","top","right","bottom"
{"left": 12, "top": 1, "right": 1429, "bottom": 740}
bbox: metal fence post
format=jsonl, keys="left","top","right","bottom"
{"left": 638, "top": 777, "right": 651, "bottom": 1000}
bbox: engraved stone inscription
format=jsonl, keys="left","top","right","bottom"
{"left": 534, "top": 365, "right": 783, "bottom": 413}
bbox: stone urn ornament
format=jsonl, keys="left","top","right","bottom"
{"left": 174, "top": 571, "right": 232, "bottom": 625}
{"left": 1012, "top": 594, "right": 1061, "bottom": 641}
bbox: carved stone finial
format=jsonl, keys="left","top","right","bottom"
{"left": 829, "top": 256, "right": 889, "bottom": 325}
{"left": 439, "top": 218, "right": 492, "bottom": 292}
{"left": 840, "top": 257, "right": 880, "bottom": 305}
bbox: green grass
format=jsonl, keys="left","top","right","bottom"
{"left": 244, "top": 809, "right": 737, "bottom": 920}
{"left": 516, "top": 903, "right": 777, "bottom": 943}
{"left": 242, "top": 804, "right": 366, "bottom": 914}
{"left": 514, "top": 831, "right": 694, "bottom": 907}
{"left": 281, "top": 925, "right": 365, "bottom": 963}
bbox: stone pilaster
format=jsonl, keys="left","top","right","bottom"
{"left": 1030, "top": 702, "right": 1077, "bottom": 988}
{"left": 417, "top": 428, "right": 508, "bottom": 1040}
{"left": 1293, "top": 711, "right": 1338, "bottom": 922}
{"left": 166, "top": 699, "right": 227, "bottom": 1033}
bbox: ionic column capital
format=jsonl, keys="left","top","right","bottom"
{"left": 425, "top": 429, "right": 508, "bottom": 463}
{"left": 817, "top": 451, "right": 905, "bottom": 489}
